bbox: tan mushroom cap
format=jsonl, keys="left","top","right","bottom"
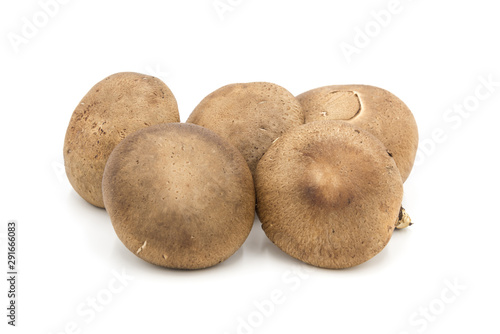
{"left": 187, "top": 82, "right": 305, "bottom": 177}
{"left": 64, "top": 72, "right": 179, "bottom": 208}
{"left": 256, "top": 120, "right": 403, "bottom": 269}
{"left": 296, "top": 85, "right": 418, "bottom": 182}
{"left": 102, "top": 123, "right": 255, "bottom": 269}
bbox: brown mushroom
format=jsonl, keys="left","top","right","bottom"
{"left": 255, "top": 120, "right": 403, "bottom": 269}
{"left": 102, "top": 123, "right": 255, "bottom": 269}
{"left": 187, "top": 82, "right": 305, "bottom": 177}
{"left": 64, "top": 72, "right": 179, "bottom": 208}
{"left": 296, "top": 85, "right": 418, "bottom": 182}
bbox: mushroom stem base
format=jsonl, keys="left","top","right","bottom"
{"left": 395, "top": 207, "right": 412, "bottom": 229}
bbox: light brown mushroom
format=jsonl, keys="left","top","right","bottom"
{"left": 296, "top": 85, "right": 418, "bottom": 182}
{"left": 187, "top": 82, "right": 305, "bottom": 177}
{"left": 64, "top": 72, "right": 179, "bottom": 208}
{"left": 102, "top": 123, "right": 255, "bottom": 269}
{"left": 255, "top": 120, "right": 403, "bottom": 269}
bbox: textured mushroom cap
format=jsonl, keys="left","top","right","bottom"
{"left": 187, "top": 82, "right": 305, "bottom": 176}
{"left": 64, "top": 72, "right": 179, "bottom": 208}
{"left": 102, "top": 123, "right": 255, "bottom": 270}
{"left": 255, "top": 121, "right": 403, "bottom": 269}
{"left": 297, "top": 85, "right": 418, "bottom": 182}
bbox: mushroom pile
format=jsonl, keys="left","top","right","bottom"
{"left": 64, "top": 72, "right": 418, "bottom": 270}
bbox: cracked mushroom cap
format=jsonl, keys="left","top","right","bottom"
{"left": 102, "top": 123, "right": 255, "bottom": 269}
{"left": 64, "top": 72, "right": 179, "bottom": 208}
{"left": 255, "top": 120, "right": 403, "bottom": 269}
{"left": 296, "top": 85, "right": 418, "bottom": 182}
{"left": 187, "top": 82, "right": 305, "bottom": 177}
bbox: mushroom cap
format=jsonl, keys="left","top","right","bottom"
{"left": 102, "top": 123, "right": 255, "bottom": 269}
{"left": 255, "top": 120, "right": 403, "bottom": 269}
{"left": 296, "top": 85, "right": 418, "bottom": 182}
{"left": 64, "top": 72, "right": 179, "bottom": 208}
{"left": 187, "top": 82, "right": 304, "bottom": 176}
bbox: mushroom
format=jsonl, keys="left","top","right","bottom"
{"left": 255, "top": 120, "right": 403, "bottom": 269}
{"left": 187, "top": 82, "right": 305, "bottom": 177}
{"left": 64, "top": 72, "right": 179, "bottom": 208}
{"left": 102, "top": 123, "right": 255, "bottom": 269}
{"left": 296, "top": 85, "right": 418, "bottom": 182}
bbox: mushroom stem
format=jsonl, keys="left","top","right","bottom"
{"left": 395, "top": 207, "right": 412, "bottom": 229}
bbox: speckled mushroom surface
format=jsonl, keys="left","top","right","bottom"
{"left": 102, "top": 123, "right": 255, "bottom": 270}
{"left": 187, "top": 82, "right": 305, "bottom": 177}
{"left": 64, "top": 72, "right": 179, "bottom": 208}
{"left": 297, "top": 85, "right": 418, "bottom": 182}
{"left": 255, "top": 120, "right": 403, "bottom": 269}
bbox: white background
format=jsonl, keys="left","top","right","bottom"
{"left": 1, "top": 0, "right": 499, "bottom": 333}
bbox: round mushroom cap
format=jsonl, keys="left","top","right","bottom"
{"left": 187, "top": 82, "right": 304, "bottom": 176}
{"left": 296, "top": 85, "right": 418, "bottom": 182}
{"left": 102, "top": 123, "right": 255, "bottom": 269}
{"left": 255, "top": 120, "right": 403, "bottom": 269}
{"left": 64, "top": 72, "right": 179, "bottom": 208}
